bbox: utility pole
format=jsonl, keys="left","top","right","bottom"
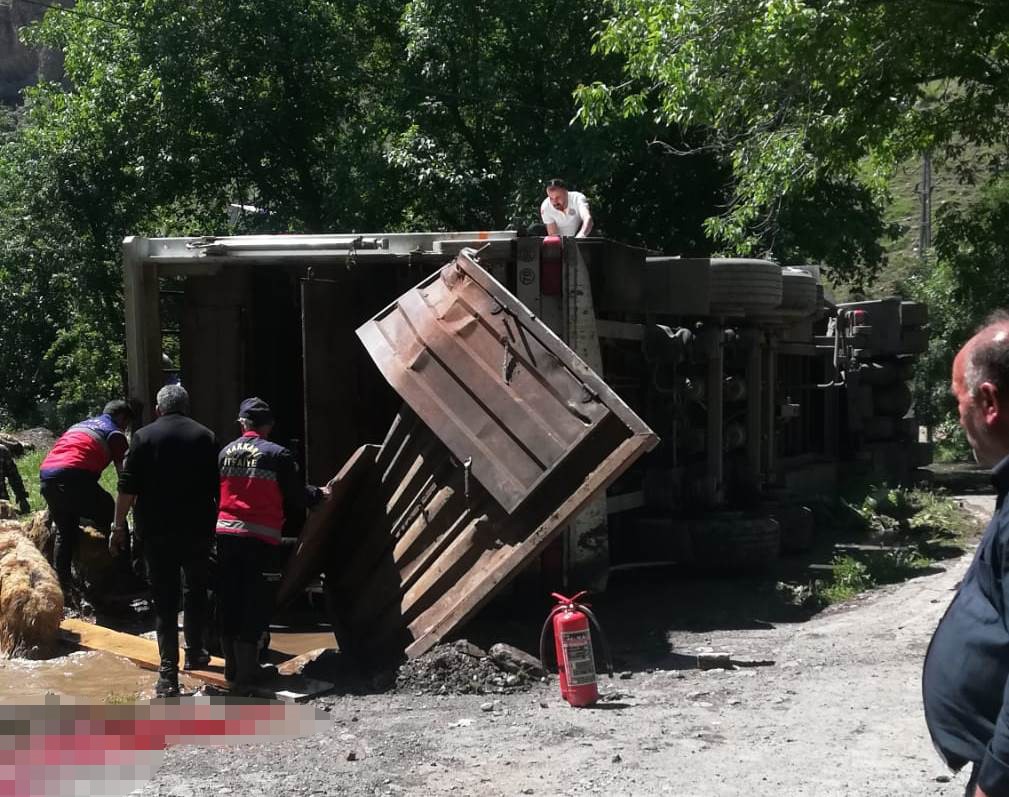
{"left": 919, "top": 151, "right": 933, "bottom": 264}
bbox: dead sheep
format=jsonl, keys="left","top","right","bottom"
{"left": 19, "top": 510, "right": 53, "bottom": 562}
{"left": 76, "top": 525, "right": 118, "bottom": 594}
{"left": 0, "top": 528, "right": 63, "bottom": 658}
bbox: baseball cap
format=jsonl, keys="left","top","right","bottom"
{"left": 238, "top": 397, "right": 274, "bottom": 425}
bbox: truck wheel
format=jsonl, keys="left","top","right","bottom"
{"left": 863, "top": 416, "right": 896, "bottom": 440}
{"left": 770, "top": 505, "right": 814, "bottom": 555}
{"left": 780, "top": 267, "right": 818, "bottom": 313}
{"left": 900, "top": 328, "right": 928, "bottom": 354}
{"left": 901, "top": 301, "right": 928, "bottom": 326}
{"left": 689, "top": 514, "right": 781, "bottom": 571}
{"left": 709, "top": 259, "right": 783, "bottom": 313}
{"left": 872, "top": 382, "right": 912, "bottom": 417}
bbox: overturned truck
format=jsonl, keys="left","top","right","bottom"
{"left": 122, "top": 232, "right": 929, "bottom": 660}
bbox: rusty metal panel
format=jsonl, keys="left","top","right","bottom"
{"left": 356, "top": 250, "right": 655, "bottom": 513}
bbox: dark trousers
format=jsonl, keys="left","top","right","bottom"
{"left": 40, "top": 473, "right": 115, "bottom": 587}
{"left": 144, "top": 536, "right": 211, "bottom": 676}
{"left": 216, "top": 534, "right": 273, "bottom": 645}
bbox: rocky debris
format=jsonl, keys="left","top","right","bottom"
{"left": 489, "top": 643, "right": 545, "bottom": 678}
{"left": 13, "top": 428, "right": 55, "bottom": 453}
{"left": 393, "top": 639, "right": 540, "bottom": 696}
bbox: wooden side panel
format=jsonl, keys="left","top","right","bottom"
{"left": 181, "top": 266, "right": 250, "bottom": 446}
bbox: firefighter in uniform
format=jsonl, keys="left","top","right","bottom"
{"left": 39, "top": 400, "right": 133, "bottom": 603}
{"left": 216, "top": 397, "right": 329, "bottom": 693}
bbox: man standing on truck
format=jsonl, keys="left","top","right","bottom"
{"left": 0, "top": 441, "right": 30, "bottom": 516}
{"left": 215, "top": 397, "right": 329, "bottom": 694}
{"left": 111, "top": 384, "right": 219, "bottom": 698}
{"left": 540, "top": 178, "right": 593, "bottom": 238}
{"left": 39, "top": 399, "right": 133, "bottom": 605}
{"left": 924, "top": 313, "right": 1009, "bottom": 797}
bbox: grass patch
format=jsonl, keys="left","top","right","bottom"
{"left": 812, "top": 483, "right": 982, "bottom": 606}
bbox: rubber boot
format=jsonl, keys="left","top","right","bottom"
{"left": 221, "top": 636, "right": 237, "bottom": 683}
{"left": 231, "top": 641, "right": 262, "bottom": 696}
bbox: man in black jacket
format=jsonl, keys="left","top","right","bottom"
{"left": 112, "top": 384, "right": 218, "bottom": 698}
{"left": 924, "top": 313, "right": 1009, "bottom": 797}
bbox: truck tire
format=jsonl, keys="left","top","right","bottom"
{"left": 901, "top": 301, "right": 928, "bottom": 326}
{"left": 872, "top": 381, "right": 912, "bottom": 417}
{"left": 689, "top": 514, "right": 780, "bottom": 571}
{"left": 897, "top": 355, "right": 916, "bottom": 381}
{"left": 780, "top": 267, "right": 818, "bottom": 313}
{"left": 900, "top": 327, "right": 928, "bottom": 354}
{"left": 709, "top": 259, "right": 783, "bottom": 313}
{"left": 863, "top": 416, "right": 896, "bottom": 440}
{"left": 771, "top": 505, "right": 815, "bottom": 555}
{"left": 857, "top": 361, "right": 899, "bottom": 386}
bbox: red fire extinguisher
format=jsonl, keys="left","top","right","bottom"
{"left": 539, "top": 591, "right": 613, "bottom": 707}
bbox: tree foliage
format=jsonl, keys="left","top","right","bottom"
{"left": 578, "top": 0, "right": 1009, "bottom": 283}
{"left": 0, "top": 0, "right": 730, "bottom": 426}
{"left": 913, "top": 178, "right": 1009, "bottom": 428}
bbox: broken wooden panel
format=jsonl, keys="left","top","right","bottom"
{"left": 280, "top": 250, "right": 657, "bottom": 662}
{"left": 357, "top": 250, "right": 653, "bottom": 513}
{"left": 300, "top": 405, "right": 652, "bottom": 662}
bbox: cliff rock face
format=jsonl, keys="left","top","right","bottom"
{"left": 0, "top": 0, "right": 68, "bottom": 105}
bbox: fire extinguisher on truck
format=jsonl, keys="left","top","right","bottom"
{"left": 539, "top": 591, "right": 613, "bottom": 707}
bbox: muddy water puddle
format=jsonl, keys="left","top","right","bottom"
{"left": 0, "top": 624, "right": 336, "bottom": 703}
{"left": 0, "top": 648, "right": 200, "bottom": 702}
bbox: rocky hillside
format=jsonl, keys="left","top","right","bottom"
{"left": 0, "top": 0, "right": 68, "bottom": 105}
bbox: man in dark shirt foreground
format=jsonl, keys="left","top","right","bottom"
{"left": 113, "top": 384, "right": 218, "bottom": 697}
{"left": 924, "top": 313, "right": 1009, "bottom": 796}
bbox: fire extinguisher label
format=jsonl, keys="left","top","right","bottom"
{"left": 561, "top": 629, "right": 596, "bottom": 686}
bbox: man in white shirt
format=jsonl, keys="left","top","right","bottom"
{"left": 539, "top": 179, "right": 593, "bottom": 237}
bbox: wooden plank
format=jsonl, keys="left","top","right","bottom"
{"left": 276, "top": 444, "right": 378, "bottom": 607}
{"left": 405, "top": 433, "right": 654, "bottom": 658}
{"left": 60, "top": 618, "right": 228, "bottom": 688}
{"left": 59, "top": 619, "right": 334, "bottom": 702}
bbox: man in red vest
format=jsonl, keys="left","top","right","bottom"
{"left": 39, "top": 400, "right": 133, "bottom": 604}
{"left": 216, "top": 397, "right": 329, "bottom": 693}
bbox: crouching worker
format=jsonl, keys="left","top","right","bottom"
{"left": 112, "top": 385, "right": 219, "bottom": 697}
{"left": 216, "top": 398, "right": 329, "bottom": 694}
{"left": 39, "top": 400, "right": 133, "bottom": 606}
{"left": 0, "top": 441, "right": 30, "bottom": 516}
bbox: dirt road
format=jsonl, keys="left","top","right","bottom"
{"left": 135, "top": 497, "right": 993, "bottom": 797}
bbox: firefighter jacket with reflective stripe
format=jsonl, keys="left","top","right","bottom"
{"left": 216, "top": 431, "right": 322, "bottom": 545}
{"left": 40, "top": 414, "right": 128, "bottom": 481}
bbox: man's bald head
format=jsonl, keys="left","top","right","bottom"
{"left": 953, "top": 311, "right": 1009, "bottom": 466}
{"left": 963, "top": 316, "right": 1009, "bottom": 396}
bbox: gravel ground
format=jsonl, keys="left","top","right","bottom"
{"left": 132, "top": 496, "right": 994, "bottom": 797}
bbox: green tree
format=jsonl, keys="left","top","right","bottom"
{"left": 0, "top": 0, "right": 732, "bottom": 426}
{"left": 393, "top": 0, "right": 726, "bottom": 252}
{"left": 578, "top": 0, "right": 1009, "bottom": 283}
{"left": 913, "top": 178, "right": 1009, "bottom": 442}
